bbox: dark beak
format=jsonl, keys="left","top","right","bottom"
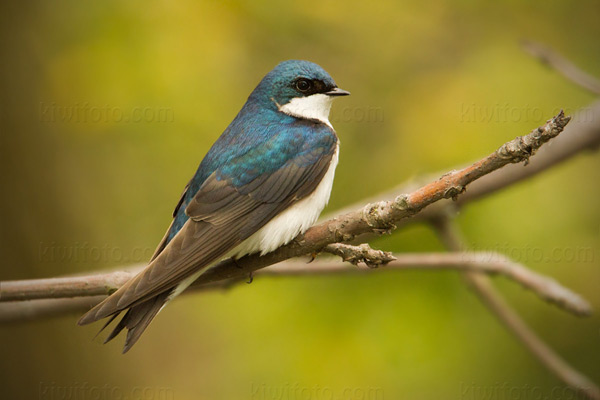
{"left": 325, "top": 87, "right": 350, "bottom": 96}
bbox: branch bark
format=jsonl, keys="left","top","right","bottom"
{"left": 0, "top": 251, "right": 589, "bottom": 322}
{"left": 323, "top": 243, "right": 396, "bottom": 267}
{"left": 328, "top": 100, "right": 600, "bottom": 228}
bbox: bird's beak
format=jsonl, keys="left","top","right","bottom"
{"left": 325, "top": 87, "right": 350, "bottom": 96}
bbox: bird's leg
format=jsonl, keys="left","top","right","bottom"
{"left": 231, "top": 257, "right": 243, "bottom": 269}
{"left": 290, "top": 234, "right": 318, "bottom": 263}
{"left": 229, "top": 256, "right": 253, "bottom": 283}
{"left": 307, "top": 251, "right": 318, "bottom": 263}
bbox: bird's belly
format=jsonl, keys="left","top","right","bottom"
{"left": 232, "top": 143, "right": 339, "bottom": 258}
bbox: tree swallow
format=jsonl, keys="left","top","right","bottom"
{"left": 78, "top": 60, "right": 349, "bottom": 353}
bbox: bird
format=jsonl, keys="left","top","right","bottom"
{"left": 78, "top": 60, "right": 350, "bottom": 353}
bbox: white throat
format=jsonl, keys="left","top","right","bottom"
{"left": 278, "top": 94, "right": 334, "bottom": 128}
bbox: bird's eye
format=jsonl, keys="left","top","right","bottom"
{"left": 295, "top": 78, "right": 312, "bottom": 92}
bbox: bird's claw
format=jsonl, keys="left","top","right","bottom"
{"left": 231, "top": 257, "right": 243, "bottom": 269}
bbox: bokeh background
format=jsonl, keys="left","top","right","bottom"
{"left": 1, "top": 1, "right": 599, "bottom": 399}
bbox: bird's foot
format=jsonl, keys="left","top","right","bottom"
{"left": 231, "top": 257, "right": 243, "bottom": 269}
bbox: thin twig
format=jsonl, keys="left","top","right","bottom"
{"left": 323, "top": 243, "right": 396, "bottom": 268}
{"left": 0, "top": 271, "right": 136, "bottom": 302}
{"left": 328, "top": 101, "right": 600, "bottom": 228}
{"left": 522, "top": 40, "right": 600, "bottom": 95}
{"left": 431, "top": 216, "right": 600, "bottom": 400}
{"left": 0, "top": 296, "right": 107, "bottom": 323}
{"left": 0, "top": 251, "right": 590, "bottom": 322}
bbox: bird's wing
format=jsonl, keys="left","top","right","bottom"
{"left": 79, "top": 132, "right": 337, "bottom": 324}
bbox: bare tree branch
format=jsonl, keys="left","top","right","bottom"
{"left": 323, "top": 243, "right": 396, "bottom": 267}
{"left": 431, "top": 216, "right": 600, "bottom": 400}
{"left": 0, "top": 251, "right": 590, "bottom": 322}
{"left": 258, "top": 252, "right": 591, "bottom": 317}
{"left": 329, "top": 100, "right": 600, "bottom": 228}
{"left": 0, "top": 296, "right": 107, "bottom": 323}
{"left": 0, "top": 271, "right": 137, "bottom": 302}
{"left": 522, "top": 40, "right": 600, "bottom": 95}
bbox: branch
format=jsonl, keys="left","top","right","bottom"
{"left": 323, "top": 243, "right": 396, "bottom": 267}
{"left": 0, "top": 270, "right": 137, "bottom": 302}
{"left": 0, "top": 251, "right": 590, "bottom": 322}
{"left": 318, "top": 243, "right": 591, "bottom": 316}
{"left": 432, "top": 216, "right": 600, "bottom": 400}
{"left": 328, "top": 100, "right": 600, "bottom": 228}
{"left": 522, "top": 40, "right": 600, "bottom": 95}
{"left": 0, "top": 296, "right": 107, "bottom": 323}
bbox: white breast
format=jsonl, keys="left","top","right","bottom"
{"left": 232, "top": 142, "right": 339, "bottom": 257}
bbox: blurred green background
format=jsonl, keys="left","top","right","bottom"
{"left": 1, "top": 1, "right": 599, "bottom": 399}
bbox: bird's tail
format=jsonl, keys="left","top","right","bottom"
{"left": 80, "top": 264, "right": 208, "bottom": 353}
{"left": 79, "top": 219, "right": 212, "bottom": 353}
{"left": 98, "top": 291, "right": 171, "bottom": 353}
{"left": 79, "top": 225, "right": 176, "bottom": 353}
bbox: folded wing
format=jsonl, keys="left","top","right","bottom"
{"left": 78, "top": 131, "right": 337, "bottom": 347}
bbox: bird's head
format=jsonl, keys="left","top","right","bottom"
{"left": 249, "top": 60, "right": 349, "bottom": 126}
